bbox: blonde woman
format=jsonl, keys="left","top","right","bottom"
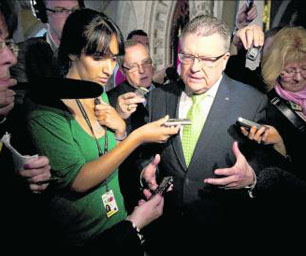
{"left": 242, "top": 26, "right": 306, "bottom": 179}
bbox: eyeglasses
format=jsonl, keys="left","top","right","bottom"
{"left": 46, "top": 7, "right": 78, "bottom": 16}
{"left": 178, "top": 52, "right": 227, "bottom": 67}
{"left": 0, "top": 39, "right": 19, "bottom": 56}
{"left": 122, "top": 58, "right": 153, "bottom": 73}
{"left": 281, "top": 68, "right": 306, "bottom": 78}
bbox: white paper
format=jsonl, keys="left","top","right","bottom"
{"left": 1, "top": 132, "right": 38, "bottom": 171}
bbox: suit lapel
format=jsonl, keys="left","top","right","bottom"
{"left": 166, "top": 84, "right": 187, "bottom": 170}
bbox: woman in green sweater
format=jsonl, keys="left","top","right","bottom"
{"left": 26, "top": 8, "right": 179, "bottom": 253}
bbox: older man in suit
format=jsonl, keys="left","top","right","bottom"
{"left": 140, "top": 15, "right": 287, "bottom": 253}
{"left": 108, "top": 39, "right": 160, "bottom": 134}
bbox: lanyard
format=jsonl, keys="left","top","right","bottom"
{"left": 76, "top": 98, "right": 108, "bottom": 156}
{"left": 76, "top": 98, "right": 109, "bottom": 189}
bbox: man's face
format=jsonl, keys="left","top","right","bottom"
{"left": 130, "top": 35, "right": 150, "bottom": 49}
{"left": 46, "top": 0, "right": 79, "bottom": 43}
{"left": 180, "top": 32, "right": 230, "bottom": 95}
{"left": 122, "top": 43, "right": 154, "bottom": 88}
{"left": 0, "top": 12, "right": 17, "bottom": 86}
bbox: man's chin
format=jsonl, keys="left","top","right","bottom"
{"left": 184, "top": 81, "right": 211, "bottom": 94}
{"left": 139, "top": 82, "right": 152, "bottom": 88}
{"left": 186, "top": 80, "right": 205, "bottom": 90}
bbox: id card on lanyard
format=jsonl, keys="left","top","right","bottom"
{"left": 102, "top": 190, "right": 119, "bottom": 218}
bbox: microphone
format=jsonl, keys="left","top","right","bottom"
{"left": 24, "top": 78, "right": 104, "bottom": 104}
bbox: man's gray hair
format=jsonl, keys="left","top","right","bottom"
{"left": 181, "top": 15, "right": 231, "bottom": 52}
{"left": 117, "top": 39, "right": 150, "bottom": 67}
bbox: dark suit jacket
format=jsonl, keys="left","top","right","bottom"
{"left": 144, "top": 74, "right": 287, "bottom": 233}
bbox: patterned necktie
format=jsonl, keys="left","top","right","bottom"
{"left": 182, "top": 93, "right": 207, "bottom": 166}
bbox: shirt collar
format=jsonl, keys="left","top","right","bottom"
{"left": 182, "top": 75, "right": 223, "bottom": 99}
{"left": 132, "top": 84, "right": 155, "bottom": 91}
{"left": 46, "top": 31, "right": 59, "bottom": 54}
{"left": 206, "top": 75, "right": 222, "bottom": 98}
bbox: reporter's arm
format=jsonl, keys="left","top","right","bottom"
{"left": 73, "top": 116, "right": 179, "bottom": 192}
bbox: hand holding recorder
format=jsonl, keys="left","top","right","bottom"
{"left": 237, "top": 117, "right": 287, "bottom": 155}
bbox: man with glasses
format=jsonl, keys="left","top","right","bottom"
{"left": 139, "top": 15, "right": 286, "bottom": 253}
{"left": 0, "top": 0, "right": 51, "bottom": 196}
{"left": 107, "top": 40, "right": 161, "bottom": 212}
{"left": 108, "top": 40, "right": 160, "bottom": 134}
{"left": 1, "top": 0, "right": 52, "bottom": 253}
{"left": 11, "top": 0, "right": 84, "bottom": 83}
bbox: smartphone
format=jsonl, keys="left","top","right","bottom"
{"left": 246, "top": 0, "right": 254, "bottom": 11}
{"left": 135, "top": 86, "right": 149, "bottom": 97}
{"left": 153, "top": 176, "right": 173, "bottom": 196}
{"left": 236, "top": 117, "right": 263, "bottom": 131}
{"left": 164, "top": 118, "right": 192, "bottom": 126}
{"left": 246, "top": 45, "right": 261, "bottom": 61}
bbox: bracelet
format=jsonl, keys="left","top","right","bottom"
{"left": 129, "top": 221, "right": 145, "bottom": 244}
{"left": 244, "top": 169, "right": 257, "bottom": 199}
{"left": 115, "top": 131, "right": 127, "bottom": 141}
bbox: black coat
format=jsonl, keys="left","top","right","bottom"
{"left": 141, "top": 75, "right": 295, "bottom": 253}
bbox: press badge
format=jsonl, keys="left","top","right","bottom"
{"left": 102, "top": 190, "right": 118, "bottom": 218}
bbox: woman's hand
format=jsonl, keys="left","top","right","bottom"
{"left": 95, "top": 101, "right": 126, "bottom": 137}
{"left": 134, "top": 115, "right": 181, "bottom": 144}
{"left": 240, "top": 124, "right": 287, "bottom": 156}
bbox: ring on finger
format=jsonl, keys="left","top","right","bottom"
{"left": 127, "top": 105, "right": 131, "bottom": 111}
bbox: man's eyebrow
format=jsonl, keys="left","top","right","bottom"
{"left": 51, "top": 5, "right": 78, "bottom": 9}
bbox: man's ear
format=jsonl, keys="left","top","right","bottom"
{"left": 222, "top": 52, "right": 231, "bottom": 71}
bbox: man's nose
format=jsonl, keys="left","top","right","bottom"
{"left": 138, "top": 64, "right": 145, "bottom": 74}
{"left": 1, "top": 46, "right": 18, "bottom": 67}
{"left": 190, "top": 57, "right": 202, "bottom": 72}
